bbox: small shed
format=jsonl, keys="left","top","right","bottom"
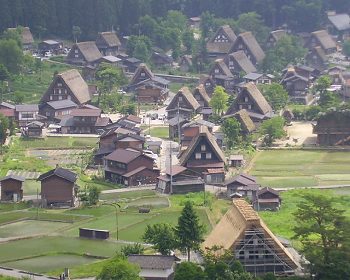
{"left": 0, "top": 175, "right": 25, "bottom": 202}
{"left": 146, "top": 140, "right": 162, "bottom": 154}
{"left": 24, "top": 121, "right": 44, "bottom": 137}
{"left": 229, "top": 154, "right": 244, "bottom": 167}
{"left": 253, "top": 187, "right": 281, "bottom": 211}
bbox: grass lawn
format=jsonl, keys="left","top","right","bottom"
{"left": 3, "top": 254, "right": 99, "bottom": 274}
{"left": 18, "top": 137, "right": 98, "bottom": 149}
{"left": 250, "top": 150, "right": 350, "bottom": 188}
{"left": 144, "top": 126, "right": 169, "bottom": 139}
{"left": 260, "top": 188, "right": 350, "bottom": 243}
{"left": 0, "top": 220, "right": 70, "bottom": 238}
{"left": 7, "top": 61, "right": 73, "bottom": 104}
{"left": 100, "top": 190, "right": 156, "bottom": 201}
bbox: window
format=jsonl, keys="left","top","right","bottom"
{"left": 140, "top": 72, "right": 145, "bottom": 77}
{"left": 244, "top": 96, "right": 249, "bottom": 102}
{"left": 239, "top": 105, "right": 243, "bottom": 109}
{"left": 201, "top": 144, "right": 206, "bottom": 151}
{"left": 248, "top": 104, "right": 252, "bottom": 110}
{"left": 58, "top": 89, "right": 61, "bottom": 94}
{"left": 57, "top": 83, "right": 62, "bottom": 87}
{"left": 206, "top": 152, "right": 212, "bottom": 159}
{"left": 195, "top": 153, "right": 201, "bottom": 159}
{"left": 178, "top": 96, "right": 183, "bottom": 102}
{"left": 21, "top": 113, "right": 34, "bottom": 119}
{"left": 214, "top": 68, "right": 219, "bottom": 74}
{"left": 74, "top": 54, "right": 78, "bottom": 58}
{"left": 58, "top": 96, "right": 63, "bottom": 100}
{"left": 75, "top": 49, "right": 78, "bottom": 53}
{"left": 50, "top": 95, "right": 53, "bottom": 100}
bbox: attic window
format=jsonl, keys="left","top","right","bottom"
{"left": 140, "top": 72, "right": 145, "bottom": 77}
{"left": 206, "top": 153, "right": 212, "bottom": 159}
{"left": 75, "top": 49, "right": 78, "bottom": 53}
{"left": 244, "top": 97, "right": 249, "bottom": 102}
{"left": 214, "top": 68, "right": 219, "bottom": 74}
{"left": 57, "top": 83, "right": 62, "bottom": 87}
{"left": 206, "top": 82, "right": 211, "bottom": 86}
{"left": 195, "top": 153, "right": 201, "bottom": 159}
{"left": 179, "top": 96, "right": 183, "bottom": 102}
{"left": 201, "top": 144, "right": 206, "bottom": 151}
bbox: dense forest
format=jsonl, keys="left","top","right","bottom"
{"left": 0, "top": 0, "right": 349, "bottom": 40}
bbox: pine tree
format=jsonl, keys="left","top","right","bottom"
{"left": 175, "top": 201, "right": 204, "bottom": 261}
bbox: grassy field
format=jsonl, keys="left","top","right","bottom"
{"left": 260, "top": 188, "right": 350, "bottom": 243}
{"left": 19, "top": 137, "right": 98, "bottom": 149}
{"left": 144, "top": 126, "right": 169, "bottom": 139}
{"left": 7, "top": 61, "right": 73, "bottom": 104}
{"left": 250, "top": 150, "right": 350, "bottom": 188}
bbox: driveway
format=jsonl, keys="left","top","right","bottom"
{"left": 275, "top": 121, "right": 317, "bottom": 147}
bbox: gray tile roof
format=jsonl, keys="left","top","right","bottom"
{"left": 47, "top": 100, "right": 77, "bottom": 110}
{"left": 328, "top": 13, "right": 350, "bottom": 31}
{"left": 38, "top": 167, "right": 77, "bottom": 183}
{"left": 128, "top": 255, "right": 179, "bottom": 270}
{"left": 15, "top": 104, "right": 39, "bottom": 112}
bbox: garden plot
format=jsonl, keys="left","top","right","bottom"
{"left": 28, "top": 149, "right": 88, "bottom": 166}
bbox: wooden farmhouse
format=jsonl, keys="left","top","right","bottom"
{"left": 104, "top": 148, "right": 159, "bottom": 186}
{"left": 128, "top": 64, "right": 169, "bottom": 104}
{"left": 23, "top": 121, "right": 44, "bottom": 137}
{"left": 15, "top": 104, "right": 40, "bottom": 127}
{"left": 192, "top": 84, "right": 211, "bottom": 108}
{"left": 179, "top": 126, "right": 226, "bottom": 184}
{"left": 253, "top": 187, "right": 281, "bottom": 211}
{"left": 304, "top": 30, "right": 337, "bottom": 54}
{"left": 327, "top": 12, "right": 350, "bottom": 40}
{"left": 266, "top": 30, "right": 287, "bottom": 48}
{"left": 0, "top": 175, "right": 25, "bottom": 202}
{"left": 199, "top": 75, "right": 216, "bottom": 96}
{"left": 231, "top": 109, "right": 256, "bottom": 135}
{"left": 156, "top": 165, "right": 204, "bottom": 195}
{"left": 226, "top": 82, "right": 273, "bottom": 123}
{"left": 66, "top": 41, "right": 102, "bottom": 66}
{"left": 206, "top": 25, "right": 237, "bottom": 59}
{"left": 230, "top": 32, "right": 265, "bottom": 65}
{"left": 40, "top": 100, "right": 78, "bottom": 122}
{"left": 209, "top": 59, "right": 235, "bottom": 91}
{"left": 38, "top": 40, "right": 63, "bottom": 55}
{"left": 225, "top": 174, "right": 260, "bottom": 200}
{"left": 243, "top": 73, "right": 274, "bottom": 85}
{"left": 168, "top": 116, "right": 189, "bottom": 140}
{"left": 95, "top": 31, "right": 121, "bottom": 56}
{"left": 166, "top": 87, "right": 200, "bottom": 120}
{"left": 8, "top": 27, "right": 34, "bottom": 50}
{"left": 203, "top": 199, "right": 298, "bottom": 275}
{"left": 313, "top": 110, "right": 350, "bottom": 146}
{"left": 224, "top": 50, "right": 257, "bottom": 79}
{"left": 38, "top": 167, "right": 78, "bottom": 207}
{"left": 128, "top": 254, "right": 180, "bottom": 280}
{"left": 181, "top": 119, "right": 215, "bottom": 147}
{"left": 305, "top": 46, "right": 327, "bottom": 71}
{"left": 0, "top": 102, "right": 16, "bottom": 120}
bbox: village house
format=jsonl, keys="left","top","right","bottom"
{"left": 305, "top": 46, "right": 328, "bottom": 71}
{"left": 230, "top": 32, "right": 265, "bottom": 65}
{"left": 266, "top": 29, "right": 287, "bottom": 48}
{"left": 224, "top": 50, "right": 257, "bottom": 80}
{"left": 114, "top": 133, "right": 145, "bottom": 150}
{"left": 15, "top": 104, "right": 40, "bottom": 127}
{"left": 0, "top": 102, "right": 16, "bottom": 120}
{"left": 151, "top": 48, "right": 173, "bottom": 68}
{"left": 200, "top": 107, "right": 213, "bottom": 121}
{"left": 38, "top": 40, "right": 63, "bottom": 55}
{"left": 66, "top": 41, "right": 102, "bottom": 66}
{"left": 22, "top": 121, "right": 44, "bottom": 138}
{"left": 192, "top": 84, "right": 211, "bottom": 108}
{"left": 128, "top": 255, "right": 180, "bottom": 280}
{"left": 226, "top": 82, "right": 273, "bottom": 123}
{"left": 38, "top": 167, "right": 78, "bottom": 207}
{"left": 104, "top": 148, "right": 159, "bottom": 186}
{"left": 280, "top": 66, "right": 314, "bottom": 104}
{"left": 209, "top": 59, "right": 235, "bottom": 91}
{"left": 95, "top": 31, "right": 121, "bottom": 56}
{"left": 327, "top": 11, "right": 350, "bottom": 40}
{"left": 199, "top": 75, "right": 216, "bottom": 96}
{"left": 305, "top": 30, "right": 337, "bottom": 54}
{"left": 0, "top": 174, "right": 25, "bottom": 202}
{"left": 59, "top": 108, "right": 110, "bottom": 134}
{"left": 228, "top": 154, "right": 244, "bottom": 168}
{"left": 168, "top": 116, "right": 189, "bottom": 140}
{"left": 8, "top": 27, "right": 34, "bottom": 50}
{"left": 156, "top": 165, "right": 204, "bottom": 194}
{"left": 179, "top": 55, "right": 193, "bottom": 72}
{"left": 188, "top": 17, "right": 201, "bottom": 29}
{"left": 313, "top": 110, "right": 350, "bottom": 145}
{"left": 231, "top": 109, "right": 256, "bottom": 136}
{"left": 243, "top": 72, "right": 274, "bottom": 85}
{"left": 98, "top": 55, "right": 122, "bottom": 67}
{"left": 40, "top": 69, "right": 91, "bottom": 109}
{"left": 181, "top": 119, "right": 215, "bottom": 147}
{"left": 123, "top": 57, "right": 141, "bottom": 72}
{"left": 203, "top": 199, "right": 298, "bottom": 275}
{"left": 128, "top": 64, "right": 169, "bottom": 104}
{"left": 253, "top": 187, "right": 281, "bottom": 211}
{"left": 179, "top": 126, "right": 226, "bottom": 184}
{"left": 166, "top": 87, "right": 200, "bottom": 120}
{"left": 206, "top": 25, "right": 237, "bottom": 59}
{"left": 225, "top": 173, "right": 260, "bottom": 200}
{"left": 40, "top": 100, "right": 78, "bottom": 122}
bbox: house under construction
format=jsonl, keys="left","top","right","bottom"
{"left": 203, "top": 199, "right": 298, "bottom": 276}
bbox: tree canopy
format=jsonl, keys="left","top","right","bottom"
{"left": 259, "top": 116, "right": 286, "bottom": 146}
{"left": 143, "top": 223, "right": 177, "bottom": 255}
{"left": 221, "top": 117, "right": 242, "bottom": 149}
{"left": 260, "top": 83, "right": 289, "bottom": 111}
{"left": 97, "top": 256, "right": 142, "bottom": 280}
{"left": 210, "top": 86, "right": 229, "bottom": 116}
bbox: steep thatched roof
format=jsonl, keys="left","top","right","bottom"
{"left": 96, "top": 31, "right": 121, "bottom": 47}
{"left": 270, "top": 29, "right": 287, "bottom": 42}
{"left": 193, "top": 84, "right": 211, "bottom": 105}
{"left": 233, "top": 32, "right": 265, "bottom": 63}
{"left": 203, "top": 199, "right": 298, "bottom": 270}
{"left": 179, "top": 126, "right": 225, "bottom": 165}
{"left": 166, "top": 87, "right": 201, "bottom": 112}
{"left": 8, "top": 27, "right": 34, "bottom": 45}
{"left": 130, "top": 63, "right": 154, "bottom": 85}
{"left": 206, "top": 25, "right": 237, "bottom": 54}
{"left": 211, "top": 59, "right": 234, "bottom": 78}
{"left": 75, "top": 41, "right": 102, "bottom": 62}
{"left": 234, "top": 109, "right": 256, "bottom": 133}
{"left": 311, "top": 30, "right": 336, "bottom": 51}
{"left": 228, "top": 51, "right": 257, "bottom": 74}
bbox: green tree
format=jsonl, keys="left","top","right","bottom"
{"left": 210, "top": 86, "right": 229, "bottom": 115}
{"left": 2, "top": 27, "right": 23, "bottom": 49}
{"left": 126, "top": 35, "right": 152, "bottom": 62}
{"left": 260, "top": 83, "right": 289, "bottom": 111}
{"left": 87, "top": 185, "right": 100, "bottom": 205}
{"left": 0, "top": 39, "right": 23, "bottom": 74}
{"left": 221, "top": 118, "right": 242, "bottom": 149}
{"left": 293, "top": 193, "right": 350, "bottom": 280}
{"left": 315, "top": 75, "right": 340, "bottom": 109}
{"left": 11, "top": 92, "right": 24, "bottom": 104}
{"left": 343, "top": 40, "right": 350, "bottom": 57}
{"left": 97, "top": 256, "right": 142, "bottom": 280}
{"left": 0, "top": 113, "right": 9, "bottom": 145}
{"left": 175, "top": 201, "right": 204, "bottom": 261}
{"left": 72, "top": 25, "right": 81, "bottom": 43}
{"left": 200, "top": 11, "right": 215, "bottom": 39}
{"left": 236, "top": 12, "right": 270, "bottom": 44}
{"left": 143, "top": 223, "right": 176, "bottom": 255}
{"left": 182, "top": 29, "right": 194, "bottom": 53}
{"left": 120, "top": 243, "right": 144, "bottom": 256}
{"left": 174, "top": 262, "right": 206, "bottom": 280}
{"left": 259, "top": 116, "right": 286, "bottom": 146}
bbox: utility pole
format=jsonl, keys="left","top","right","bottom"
{"left": 169, "top": 141, "right": 173, "bottom": 194}
{"left": 177, "top": 99, "right": 181, "bottom": 145}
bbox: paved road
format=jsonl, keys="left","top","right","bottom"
{"left": 0, "top": 266, "right": 58, "bottom": 280}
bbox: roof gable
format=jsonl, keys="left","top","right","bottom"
{"left": 206, "top": 25, "right": 237, "bottom": 54}
{"left": 38, "top": 167, "right": 77, "bottom": 183}
{"left": 96, "top": 31, "right": 121, "bottom": 47}
{"left": 130, "top": 63, "right": 154, "bottom": 85}
{"left": 210, "top": 59, "right": 234, "bottom": 78}
{"left": 166, "top": 87, "right": 200, "bottom": 112}
{"left": 71, "top": 41, "right": 102, "bottom": 62}
{"left": 310, "top": 30, "right": 336, "bottom": 50}
{"left": 231, "top": 32, "right": 265, "bottom": 63}
{"left": 193, "top": 84, "right": 210, "bottom": 106}
{"left": 227, "top": 50, "right": 257, "bottom": 74}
